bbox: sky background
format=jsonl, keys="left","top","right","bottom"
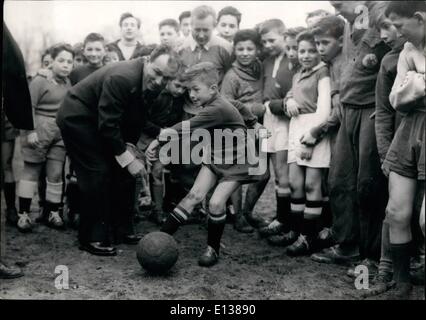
{"left": 4, "top": 0, "right": 335, "bottom": 73}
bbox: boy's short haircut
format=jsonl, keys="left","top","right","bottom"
{"left": 181, "top": 61, "right": 219, "bottom": 87}
{"left": 369, "top": 1, "right": 392, "bottom": 30}
{"left": 149, "top": 44, "right": 181, "bottom": 76}
{"left": 106, "top": 46, "right": 119, "bottom": 54}
{"left": 258, "top": 19, "right": 286, "bottom": 36}
{"left": 119, "top": 12, "right": 141, "bottom": 29}
{"left": 306, "top": 9, "right": 332, "bottom": 21}
{"left": 175, "top": 65, "right": 189, "bottom": 82}
{"left": 73, "top": 42, "right": 84, "bottom": 55}
{"left": 191, "top": 5, "right": 217, "bottom": 23}
{"left": 218, "top": 6, "right": 242, "bottom": 26}
{"left": 311, "top": 15, "right": 345, "bottom": 39}
{"left": 50, "top": 43, "right": 75, "bottom": 59}
{"left": 284, "top": 26, "right": 307, "bottom": 40}
{"left": 41, "top": 48, "right": 52, "bottom": 62}
{"left": 233, "top": 29, "right": 261, "bottom": 48}
{"left": 179, "top": 11, "right": 191, "bottom": 23}
{"left": 296, "top": 30, "right": 316, "bottom": 46}
{"left": 83, "top": 33, "right": 105, "bottom": 47}
{"left": 159, "top": 18, "right": 180, "bottom": 33}
{"left": 385, "top": 1, "right": 426, "bottom": 18}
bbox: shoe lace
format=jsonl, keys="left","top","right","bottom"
{"left": 206, "top": 246, "right": 218, "bottom": 257}
{"left": 49, "top": 211, "right": 63, "bottom": 223}
{"left": 18, "top": 212, "right": 31, "bottom": 221}
{"left": 268, "top": 219, "right": 282, "bottom": 229}
{"left": 318, "top": 227, "right": 332, "bottom": 240}
{"left": 294, "top": 234, "right": 309, "bottom": 249}
{"left": 17, "top": 212, "right": 32, "bottom": 227}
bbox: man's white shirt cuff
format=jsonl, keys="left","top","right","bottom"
{"left": 115, "top": 150, "right": 135, "bottom": 168}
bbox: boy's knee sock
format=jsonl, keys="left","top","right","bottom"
{"left": 38, "top": 174, "right": 46, "bottom": 206}
{"left": 3, "top": 182, "right": 16, "bottom": 210}
{"left": 379, "top": 222, "right": 393, "bottom": 275}
{"left": 152, "top": 184, "right": 164, "bottom": 213}
{"left": 207, "top": 212, "right": 226, "bottom": 254}
{"left": 302, "top": 201, "right": 323, "bottom": 239}
{"left": 161, "top": 205, "right": 189, "bottom": 235}
{"left": 391, "top": 242, "right": 412, "bottom": 283}
{"left": 276, "top": 187, "right": 291, "bottom": 229}
{"left": 163, "top": 170, "right": 173, "bottom": 210}
{"left": 18, "top": 180, "right": 37, "bottom": 213}
{"left": 46, "top": 180, "right": 63, "bottom": 212}
{"left": 321, "top": 196, "right": 332, "bottom": 228}
{"left": 290, "top": 198, "right": 305, "bottom": 233}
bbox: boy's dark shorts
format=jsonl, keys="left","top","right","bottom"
{"left": 382, "top": 111, "right": 425, "bottom": 181}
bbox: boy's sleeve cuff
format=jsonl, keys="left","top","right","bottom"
{"left": 115, "top": 150, "right": 135, "bottom": 168}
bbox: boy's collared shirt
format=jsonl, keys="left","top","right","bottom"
{"left": 179, "top": 34, "right": 233, "bottom": 116}
{"left": 272, "top": 52, "right": 285, "bottom": 78}
{"left": 106, "top": 40, "right": 155, "bottom": 61}
{"left": 288, "top": 61, "right": 329, "bottom": 115}
{"left": 179, "top": 34, "right": 233, "bottom": 81}
{"left": 339, "top": 22, "right": 390, "bottom": 107}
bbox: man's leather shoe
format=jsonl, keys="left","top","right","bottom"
{"left": 79, "top": 242, "right": 117, "bottom": 256}
{"left": 267, "top": 230, "right": 298, "bottom": 247}
{"left": 0, "top": 261, "right": 24, "bottom": 279}
{"left": 123, "top": 234, "right": 142, "bottom": 245}
{"left": 311, "top": 245, "right": 360, "bottom": 265}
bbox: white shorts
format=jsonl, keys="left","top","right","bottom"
{"left": 288, "top": 113, "right": 330, "bottom": 168}
{"left": 261, "top": 109, "right": 289, "bottom": 153}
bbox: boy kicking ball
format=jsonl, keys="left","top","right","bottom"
{"left": 146, "top": 62, "right": 266, "bottom": 267}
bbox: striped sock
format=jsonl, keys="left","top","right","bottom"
{"left": 304, "top": 200, "right": 323, "bottom": 220}
{"left": 290, "top": 198, "right": 305, "bottom": 233}
{"left": 302, "top": 200, "right": 323, "bottom": 239}
{"left": 161, "top": 205, "right": 189, "bottom": 235}
{"left": 276, "top": 187, "right": 291, "bottom": 228}
{"left": 321, "top": 196, "right": 332, "bottom": 228}
{"left": 207, "top": 212, "right": 226, "bottom": 254}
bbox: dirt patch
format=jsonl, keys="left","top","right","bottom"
{"left": 1, "top": 141, "right": 424, "bottom": 300}
{"left": 1, "top": 181, "right": 424, "bottom": 300}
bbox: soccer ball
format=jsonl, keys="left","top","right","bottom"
{"left": 136, "top": 232, "right": 179, "bottom": 274}
{"left": 251, "top": 103, "right": 266, "bottom": 118}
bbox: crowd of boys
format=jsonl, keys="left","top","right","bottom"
{"left": 1, "top": 1, "right": 425, "bottom": 300}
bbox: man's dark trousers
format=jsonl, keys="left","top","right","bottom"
{"left": 329, "top": 105, "right": 388, "bottom": 261}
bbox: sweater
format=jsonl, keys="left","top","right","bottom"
{"left": 29, "top": 75, "right": 71, "bottom": 118}
{"left": 389, "top": 42, "right": 425, "bottom": 113}
{"left": 221, "top": 60, "right": 264, "bottom": 111}
{"left": 375, "top": 44, "right": 404, "bottom": 162}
